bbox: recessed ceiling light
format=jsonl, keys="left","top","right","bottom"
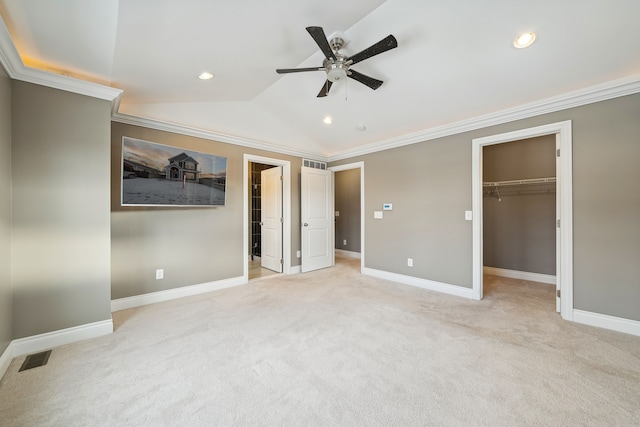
{"left": 323, "top": 116, "right": 333, "bottom": 125}
{"left": 198, "top": 72, "right": 214, "bottom": 80}
{"left": 356, "top": 124, "right": 366, "bottom": 131}
{"left": 514, "top": 32, "right": 536, "bottom": 49}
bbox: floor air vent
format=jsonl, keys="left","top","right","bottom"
{"left": 19, "top": 350, "right": 52, "bottom": 372}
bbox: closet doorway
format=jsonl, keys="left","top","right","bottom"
{"left": 243, "top": 154, "right": 292, "bottom": 282}
{"left": 482, "top": 135, "right": 557, "bottom": 309}
{"left": 472, "top": 121, "right": 574, "bottom": 321}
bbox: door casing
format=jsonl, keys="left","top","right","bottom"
{"left": 243, "top": 154, "right": 291, "bottom": 281}
{"left": 471, "top": 120, "right": 573, "bottom": 320}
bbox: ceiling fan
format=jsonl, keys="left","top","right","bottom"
{"left": 276, "top": 26, "right": 398, "bottom": 97}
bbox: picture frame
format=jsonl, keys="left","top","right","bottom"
{"left": 121, "top": 137, "right": 227, "bottom": 207}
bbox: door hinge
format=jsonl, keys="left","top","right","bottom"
{"left": 556, "top": 289, "right": 561, "bottom": 298}
{"left": 280, "top": 258, "right": 284, "bottom": 264}
{"left": 556, "top": 219, "right": 560, "bottom": 228}
{"left": 280, "top": 217, "right": 283, "bottom": 223}
{"left": 280, "top": 175, "right": 283, "bottom": 181}
{"left": 556, "top": 148, "right": 560, "bottom": 157}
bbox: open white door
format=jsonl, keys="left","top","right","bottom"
{"left": 261, "top": 166, "right": 283, "bottom": 273}
{"left": 301, "top": 166, "right": 334, "bottom": 272}
{"left": 555, "top": 136, "right": 561, "bottom": 313}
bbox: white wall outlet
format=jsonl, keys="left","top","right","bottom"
{"left": 407, "top": 258, "right": 413, "bottom": 267}
{"left": 465, "top": 210, "right": 473, "bottom": 221}
{"left": 296, "top": 250, "right": 301, "bottom": 258}
{"left": 156, "top": 269, "right": 164, "bottom": 280}
{"left": 374, "top": 211, "right": 383, "bottom": 219}
{"left": 343, "top": 239, "right": 347, "bottom": 245}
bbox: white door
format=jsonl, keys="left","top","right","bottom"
{"left": 555, "top": 136, "right": 561, "bottom": 313}
{"left": 261, "top": 166, "right": 283, "bottom": 273}
{"left": 301, "top": 166, "right": 334, "bottom": 272}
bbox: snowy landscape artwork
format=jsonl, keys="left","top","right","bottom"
{"left": 121, "top": 137, "right": 227, "bottom": 207}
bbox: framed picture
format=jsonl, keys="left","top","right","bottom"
{"left": 121, "top": 137, "right": 227, "bottom": 207}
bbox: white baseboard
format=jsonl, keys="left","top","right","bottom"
{"left": 573, "top": 309, "right": 640, "bottom": 337}
{"left": 335, "top": 249, "right": 361, "bottom": 259}
{"left": 111, "top": 276, "right": 246, "bottom": 312}
{"left": 289, "top": 265, "right": 301, "bottom": 274}
{"left": 0, "top": 342, "right": 13, "bottom": 380}
{"left": 363, "top": 267, "right": 474, "bottom": 299}
{"left": 12, "top": 319, "right": 113, "bottom": 358}
{"left": 483, "top": 266, "right": 556, "bottom": 285}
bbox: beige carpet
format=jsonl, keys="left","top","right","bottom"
{"left": 1, "top": 255, "right": 639, "bottom": 426}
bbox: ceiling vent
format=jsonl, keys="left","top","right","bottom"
{"left": 303, "top": 159, "right": 327, "bottom": 170}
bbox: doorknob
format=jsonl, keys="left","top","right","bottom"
{"left": 303, "top": 223, "right": 308, "bottom": 227}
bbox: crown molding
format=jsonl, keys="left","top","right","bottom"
{"left": 327, "top": 74, "right": 640, "bottom": 162}
{"left": 112, "top": 113, "right": 320, "bottom": 160}
{"left": 0, "top": 16, "right": 122, "bottom": 103}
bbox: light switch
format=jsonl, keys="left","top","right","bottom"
{"left": 374, "top": 211, "right": 383, "bottom": 219}
{"left": 383, "top": 203, "right": 393, "bottom": 210}
{"left": 335, "top": 211, "right": 340, "bottom": 217}
{"left": 465, "top": 211, "right": 473, "bottom": 221}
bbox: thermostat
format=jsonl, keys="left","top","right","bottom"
{"left": 383, "top": 203, "right": 393, "bottom": 211}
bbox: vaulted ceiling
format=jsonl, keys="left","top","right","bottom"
{"left": 1, "top": 0, "right": 639, "bottom": 159}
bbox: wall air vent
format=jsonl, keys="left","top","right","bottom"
{"left": 303, "top": 159, "right": 327, "bottom": 170}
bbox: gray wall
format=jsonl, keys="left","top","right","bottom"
{"left": 111, "top": 123, "right": 302, "bottom": 300}
{"left": 483, "top": 136, "right": 556, "bottom": 275}
{"left": 0, "top": 67, "right": 11, "bottom": 353}
{"left": 331, "top": 93, "right": 640, "bottom": 321}
{"left": 11, "top": 81, "right": 113, "bottom": 338}
{"left": 335, "top": 169, "right": 361, "bottom": 253}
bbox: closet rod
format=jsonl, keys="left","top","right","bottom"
{"left": 483, "top": 177, "right": 556, "bottom": 187}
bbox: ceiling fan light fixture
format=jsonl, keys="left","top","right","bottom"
{"left": 327, "top": 66, "right": 347, "bottom": 82}
{"left": 514, "top": 32, "right": 536, "bottom": 48}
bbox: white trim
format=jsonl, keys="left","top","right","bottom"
{"left": 335, "top": 249, "right": 361, "bottom": 259}
{"left": 472, "top": 120, "right": 573, "bottom": 321}
{"left": 363, "top": 267, "right": 474, "bottom": 299}
{"left": 0, "top": 343, "right": 13, "bottom": 379}
{"left": 111, "top": 276, "right": 245, "bottom": 312}
{"left": 573, "top": 310, "right": 640, "bottom": 337}
{"left": 115, "top": 114, "right": 319, "bottom": 160}
{"left": 11, "top": 319, "right": 113, "bottom": 358}
{"left": 328, "top": 75, "right": 640, "bottom": 162}
{"left": 289, "top": 265, "right": 302, "bottom": 274}
{"left": 483, "top": 266, "right": 556, "bottom": 285}
{"left": 0, "top": 16, "right": 122, "bottom": 102}
{"left": 243, "top": 155, "right": 292, "bottom": 282}
{"left": 329, "top": 162, "right": 365, "bottom": 274}
{"left": 112, "top": 71, "right": 640, "bottom": 164}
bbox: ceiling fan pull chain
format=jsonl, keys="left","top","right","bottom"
{"left": 345, "top": 77, "right": 348, "bottom": 101}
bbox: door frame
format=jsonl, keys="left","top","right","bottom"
{"left": 243, "top": 154, "right": 291, "bottom": 281}
{"left": 328, "top": 161, "right": 365, "bottom": 273}
{"left": 471, "top": 120, "right": 573, "bottom": 320}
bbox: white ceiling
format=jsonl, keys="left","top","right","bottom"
{"left": 1, "top": 0, "right": 639, "bottom": 159}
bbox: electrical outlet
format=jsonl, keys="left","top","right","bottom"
{"left": 156, "top": 269, "right": 164, "bottom": 280}
{"left": 407, "top": 258, "right": 413, "bottom": 267}
{"left": 343, "top": 239, "right": 347, "bottom": 245}
{"left": 296, "top": 250, "right": 301, "bottom": 258}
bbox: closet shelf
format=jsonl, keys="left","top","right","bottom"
{"left": 483, "top": 177, "right": 556, "bottom": 187}
{"left": 483, "top": 177, "right": 556, "bottom": 198}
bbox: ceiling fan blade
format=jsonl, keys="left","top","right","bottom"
{"left": 317, "top": 80, "right": 333, "bottom": 97}
{"left": 306, "top": 26, "right": 337, "bottom": 61}
{"left": 347, "top": 34, "right": 397, "bottom": 65}
{"left": 276, "top": 67, "right": 325, "bottom": 74}
{"left": 347, "top": 69, "right": 383, "bottom": 90}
